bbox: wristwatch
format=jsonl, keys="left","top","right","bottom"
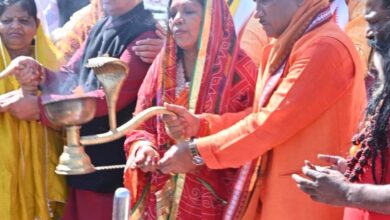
{"left": 188, "top": 138, "right": 205, "bottom": 166}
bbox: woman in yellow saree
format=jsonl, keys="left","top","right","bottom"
{"left": 0, "top": 0, "right": 66, "bottom": 219}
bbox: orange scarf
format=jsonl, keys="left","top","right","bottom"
{"left": 266, "top": 0, "right": 329, "bottom": 75}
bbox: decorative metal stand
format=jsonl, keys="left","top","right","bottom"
{"left": 43, "top": 57, "right": 174, "bottom": 175}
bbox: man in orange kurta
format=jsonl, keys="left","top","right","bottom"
{"left": 159, "top": 0, "right": 367, "bottom": 219}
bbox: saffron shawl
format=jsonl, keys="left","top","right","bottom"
{"left": 0, "top": 25, "right": 66, "bottom": 220}
{"left": 124, "top": 0, "right": 258, "bottom": 219}
{"left": 54, "top": 0, "right": 104, "bottom": 63}
{"left": 254, "top": 0, "right": 330, "bottom": 106}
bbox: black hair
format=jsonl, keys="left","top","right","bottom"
{"left": 346, "top": 3, "right": 390, "bottom": 183}
{"left": 168, "top": 0, "right": 205, "bottom": 60}
{"left": 365, "top": 0, "right": 390, "bottom": 183}
{"left": 0, "top": 0, "right": 38, "bottom": 20}
{"left": 365, "top": 48, "right": 390, "bottom": 184}
{"left": 383, "top": 0, "right": 390, "bottom": 8}
{"left": 168, "top": 0, "right": 205, "bottom": 7}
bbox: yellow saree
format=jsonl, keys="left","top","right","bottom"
{"left": 0, "top": 25, "right": 66, "bottom": 220}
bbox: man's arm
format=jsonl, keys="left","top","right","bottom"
{"left": 346, "top": 183, "right": 390, "bottom": 214}
{"left": 200, "top": 108, "right": 252, "bottom": 134}
{"left": 292, "top": 164, "right": 390, "bottom": 215}
{"left": 196, "top": 37, "right": 357, "bottom": 169}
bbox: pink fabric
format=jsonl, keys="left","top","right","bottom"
{"left": 63, "top": 187, "right": 114, "bottom": 220}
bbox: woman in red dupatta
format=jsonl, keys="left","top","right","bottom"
{"left": 123, "top": 0, "right": 259, "bottom": 219}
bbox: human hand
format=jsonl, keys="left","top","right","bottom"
{"left": 1, "top": 56, "right": 43, "bottom": 94}
{"left": 318, "top": 154, "right": 348, "bottom": 173}
{"left": 158, "top": 140, "right": 197, "bottom": 174}
{"left": 0, "top": 89, "right": 23, "bottom": 112}
{"left": 132, "top": 23, "right": 166, "bottom": 63}
{"left": 7, "top": 94, "right": 40, "bottom": 121}
{"left": 126, "top": 144, "right": 160, "bottom": 173}
{"left": 18, "top": 66, "right": 43, "bottom": 95}
{"left": 133, "top": 38, "right": 164, "bottom": 63}
{"left": 292, "top": 161, "right": 350, "bottom": 207}
{"left": 162, "top": 103, "right": 200, "bottom": 140}
{"left": 1, "top": 56, "right": 42, "bottom": 78}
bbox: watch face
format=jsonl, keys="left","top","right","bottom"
{"left": 192, "top": 156, "right": 204, "bottom": 166}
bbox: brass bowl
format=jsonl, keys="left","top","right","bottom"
{"left": 44, "top": 97, "right": 97, "bottom": 126}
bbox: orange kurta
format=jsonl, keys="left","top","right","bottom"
{"left": 196, "top": 20, "right": 367, "bottom": 219}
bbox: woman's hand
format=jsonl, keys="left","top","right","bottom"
{"left": 0, "top": 89, "right": 23, "bottom": 112}
{"left": 9, "top": 95, "right": 39, "bottom": 121}
{"left": 0, "top": 56, "right": 43, "bottom": 94}
{"left": 126, "top": 144, "right": 160, "bottom": 173}
{"left": 0, "top": 89, "right": 40, "bottom": 120}
{"left": 17, "top": 65, "right": 43, "bottom": 95}
{"left": 162, "top": 103, "right": 200, "bottom": 140}
{"left": 1, "top": 56, "right": 42, "bottom": 78}
{"left": 158, "top": 141, "right": 198, "bottom": 174}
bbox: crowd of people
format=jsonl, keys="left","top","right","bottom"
{"left": 0, "top": 0, "right": 389, "bottom": 219}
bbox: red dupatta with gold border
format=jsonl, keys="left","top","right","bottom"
{"left": 124, "top": 0, "right": 259, "bottom": 219}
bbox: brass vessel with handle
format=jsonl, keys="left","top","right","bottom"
{"left": 43, "top": 57, "right": 175, "bottom": 175}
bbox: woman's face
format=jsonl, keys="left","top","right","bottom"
{"left": 169, "top": 0, "right": 203, "bottom": 51}
{"left": 0, "top": 3, "right": 37, "bottom": 53}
